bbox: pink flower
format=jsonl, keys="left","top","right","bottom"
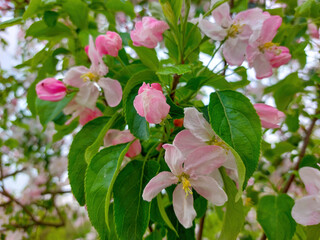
{"left": 84, "top": 45, "right": 89, "bottom": 55}
{"left": 142, "top": 144, "right": 227, "bottom": 228}
{"left": 104, "top": 129, "right": 141, "bottom": 158}
{"left": 308, "top": 22, "right": 319, "bottom": 39}
{"left": 64, "top": 36, "right": 122, "bottom": 109}
{"left": 133, "top": 83, "right": 170, "bottom": 124}
{"left": 198, "top": 2, "right": 270, "bottom": 66}
{"left": 291, "top": 167, "right": 320, "bottom": 226}
{"left": 173, "top": 108, "right": 237, "bottom": 172}
{"left": 254, "top": 103, "right": 285, "bottom": 128}
{"left": 130, "top": 17, "right": 169, "bottom": 48}
{"left": 63, "top": 100, "right": 103, "bottom": 126}
{"left": 36, "top": 78, "right": 67, "bottom": 102}
{"left": 246, "top": 16, "right": 291, "bottom": 79}
{"left": 95, "top": 31, "right": 122, "bottom": 57}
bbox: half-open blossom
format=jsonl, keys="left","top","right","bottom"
{"left": 254, "top": 103, "right": 285, "bottom": 128}
{"left": 246, "top": 16, "right": 291, "bottom": 79}
{"left": 173, "top": 107, "right": 237, "bottom": 171}
{"left": 291, "top": 167, "right": 320, "bottom": 225}
{"left": 130, "top": 17, "right": 169, "bottom": 48}
{"left": 198, "top": 1, "right": 269, "bottom": 66}
{"left": 104, "top": 129, "right": 141, "bottom": 158}
{"left": 64, "top": 36, "right": 122, "bottom": 109}
{"left": 142, "top": 144, "right": 227, "bottom": 228}
{"left": 36, "top": 78, "right": 67, "bottom": 102}
{"left": 63, "top": 100, "right": 103, "bottom": 126}
{"left": 96, "top": 31, "right": 122, "bottom": 57}
{"left": 133, "top": 83, "right": 170, "bottom": 124}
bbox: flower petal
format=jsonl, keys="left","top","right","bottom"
{"left": 173, "top": 184, "right": 196, "bottom": 228}
{"left": 198, "top": 18, "right": 227, "bottom": 41}
{"left": 142, "top": 171, "right": 177, "bottom": 201}
{"left": 184, "top": 145, "right": 226, "bottom": 176}
{"left": 291, "top": 195, "right": 320, "bottom": 226}
{"left": 98, "top": 77, "right": 122, "bottom": 107}
{"left": 64, "top": 66, "right": 89, "bottom": 88}
{"left": 173, "top": 130, "right": 207, "bottom": 156}
{"left": 75, "top": 82, "right": 99, "bottom": 109}
{"left": 184, "top": 107, "right": 214, "bottom": 142}
{"left": 299, "top": 167, "right": 320, "bottom": 195}
{"left": 190, "top": 175, "right": 227, "bottom": 206}
{"left": 162, "top": 144, "right": 184, "bottom": 176}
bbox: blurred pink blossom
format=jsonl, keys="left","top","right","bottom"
{"left": 254, "top": 103, "right": 285, "bottom": 128}
{"left": 96, "top": 31, "right": 122, "bottom": 57}
{"left": 308, "top": 22, "right": 319, "bottom": 39}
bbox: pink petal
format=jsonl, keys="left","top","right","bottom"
{"left": 299, "top": 167, "right": 320, "bottom": 195}
{"left": 79, "top": 107, "right": 103, "bottom": 126}
{"left": 88, "top": 35, "right": 101, "bottom": 68}
{"left": 190, "top": 175, "right": 227, "bottom": 206}
{"left": 104, "top": 129, "right": 122, "bottom": 147}
{"left": 223, "top": 38, "right": 248, "bottom": 66}
{"left": 291, "top": 195, "right": 320, "bottom": 226}
{"left": 142, "top": 171, "right": 177, "bottom": 201}
{"left": 173, "top": 130, "right": 207, "bottom": 156}
{"left": 198, "top": 19, "right": 227, "bottom": 41}
{"left": 254, "top": 103, "right": 285, "bottom": 128}
{"left": 252, "top": 53, "right": 273, "bottom": 79}
{"left": 126, "top": 139, "right": 141, "bottom": 158}
{"left": 133, "top": 93, "right": 145, "bottom": 117}
{"left": 211, "top": 2, "right": 232, "bottom": 28}
{"left": 183, "top": 107, "right": 214, "bottom": 142}
{"left": 172, "top": 184, "right": 196, "bottom": 228}
{"left": 75, "top": 81, "right": 99, "bottom": 109}
{"left": 184, "top": 145, "right": 226, "bottom": 176}
{"left": 64, "top": 66, "right": 89, "bottom": 88}
{"left": 259, "top": 15, "right": 282, "bottom": 43}
{"left": 162, "top": 144, "right": 184, "bottom": 176}
{"left": 98, "top": 77, "right": 122, "bottom": 107}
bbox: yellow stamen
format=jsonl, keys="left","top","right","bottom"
{"left": 80, "top": 72, "right": 98, "bottom": 82}
{"left": 259, "top": 42, "right": 281, "bottom": 55}
{"left": 227, "top": 23, "right": 243, "bottom": 38}
{"left": 178, "top": 173, "right": 193, "bottom": 197}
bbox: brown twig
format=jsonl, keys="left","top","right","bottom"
{"left": 197, "top": 214, "right": 206, "bottom": 240}
{"left": 170, "top": 74, "right": 182, "bottom": 101}
{"left": 0, "top": 168, "right": 26, "bottom": 180}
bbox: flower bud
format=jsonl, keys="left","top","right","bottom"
{"left": 254, "top": 103, "right": 285, "bottom": 128}
{"left": 130, "top": 17, "right": 169, "bottom": 48}
{"left": 36, "top": 78, "right": 67, "bottom": 102}
{"left": 133, "top": 83, "right": 170, "bottom": 124}
{"left": 95, "top": 31, "right": 122, "bottom": 57}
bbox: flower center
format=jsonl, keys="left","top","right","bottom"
{"left": 259, "top": 42, "right": 281, "bottom": 54}
{"left": 227, "top": 23, "right": 243, "bottom": 38}
{"left": 81, "top": 72, "right": 98, "bottom": 82}
{"left": 178, "top": 173, "right": 192, "bottom": 197}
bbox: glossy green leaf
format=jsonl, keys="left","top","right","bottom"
{"left": 52, "top": 118, "right": 78, "bottom": 142}
{"left": 86, "top": 144, "right": 129, "bottom": 240}
{"left": 208, "top": 90, "right": 261, "bottom": 189}
{"left": 68, "top": 116, "right": 110, "bottom": 206}
{"left": 157, "top": 65, "right": 192, "bottom": 75}
{"left": 257, "top": 194, "right": 296, "bottom": 240}
{"left": 295, "top": 0, "right": 320, "bottom": 18}
{"left": 36, "top": 93, "right": 75, "bottom": 127}
{"left": 218, "top": 169, "right": 245, "bottom": 240}
{"left": 23, "top": 0, "right": 41, "bottom": 20}
{"left": 305, "top": 224, "right": 320, "bottom": 240}
{"left": 44, "top": 11, "right": 59, "bottom": 27}
{"left": 63, "top": 0, "right": 88, "bottom": 29}
{"left": 26, "top": 21, "right": 72, "bottom": 39}
{"left": 113, "top": 160, "right": 160, "bottom": 240}
{"left": 123, "top": 70, "right": 159, "bottom": 140}
{"left": 131, "top": 44, "right": 160, "bottom": 71}
{"left": 156, "top": 195, "right": 178, "bottom": 236}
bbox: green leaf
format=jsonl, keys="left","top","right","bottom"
{"left": 0, "top": 17, "right": 23, "bottom": 29}
{"left": 26, "top": 21, "right": 72, "bottom": 40}
{"left": 52, "top": 118, "right": 78, "bottom": 142}
{"left": 123, "top": 70, "right": 159, "bottom": 140}
{"left": 299, "top": 155, "right": 320, "bottom": 170}
{"left": 63, "top": 0, "right": 88, "bottom": 29}
{"left": 106, "top": 0, "right": 135, "bottom": 18}
{"left": 130, "top": 44, "right": 160, "bottom": 71}
{"left": 23, "top": 0, "right": 41, "bottom": 20}
{"left": 208, "top": 90, "right": 262, "bottom": 190}
{"left": 113, "top": 160, "right": 160, "bottom": 240}
{"left": 157, "top": 65, "right": 192, "bottom": 75}
{"left": 36, "top": 93, "right": 75, "bottom": 127}
{"left": 156, "top": 195, "right": 178, "bottom": 236}
{"left": 305, "top": 224, "right": 320, "bottom": 240}
{"left": 68, "top": 117, "right": 110, "bottom": 206}
{"left": 85, "top": 144, "right": 129, "bottom": 240}
{"left": 257, "top": 194, "right": 296, "bottom": 240}
{"left": 295, "top": 0, "right": 320, "bottom": 18}
{"left": 44, "top": 11, "right": 59, "bottom": 27}
{"left": 166, "top": 96, "right": 184, "bottom": 119}
{"left": 218, "top": 169, "right": 245, "bottom": 240}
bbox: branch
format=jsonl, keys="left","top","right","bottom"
{"left": 170, "top": 74, "right": 182, "bottom": 101}
{"left": 0, "top": 168, "right": 26, "bottom": 180}
{"left": 197, "top": 214, "right": 206, "bottom": 240}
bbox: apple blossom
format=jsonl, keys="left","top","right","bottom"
{"left": 95, "top": 31, "right": 122, "bottom": 57}
{"left": 246, "top": 16, "right": 291, "bottom": 79}
{"left": 133, "top": 82, "right": 170, "bottom": 124}
{"left": 198, "top": 1, "right": 269, "bottom": 66}
{"left": 308, "top": 22, "right": 319, "bottom": 39}
{"left": 104, "top": 129, "right": 141, "bottom": 158}
{"left": 36, "top": 78, "right": 67, "bottom": 102}
{"left": 130, "top": 17, "right": 169, "bottom": 48}
{"left": 64, "top": 36, "right": 122, "bottom": 109}
{"left": 254, "top": 103, "right": 285, "bottom": 128}
{"left": 142, "top": 144, "right": 227, "bottom": 228}
{"left": 291, "top": 167, "right": 320, "bottom": 225}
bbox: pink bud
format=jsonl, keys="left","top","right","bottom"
{"left": 95, "top": 31, "right": 122, "bottom": 57}
{"left": 130, "top": 17, "right": 169, "bottom": 48}
{"left": 268, "top": 46, "right": 291, "bottom": 68}
{"left": 133, "top": 82, "right": 170, "bottom": 124}
{"left": 254, "top": 103, "right": 285, "bottom": 128}
{"left": 84, "top": 45, "right": 89, "bottom": 55}
{"left": 36, "top": 78, "right": 67, "bottom": 102}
